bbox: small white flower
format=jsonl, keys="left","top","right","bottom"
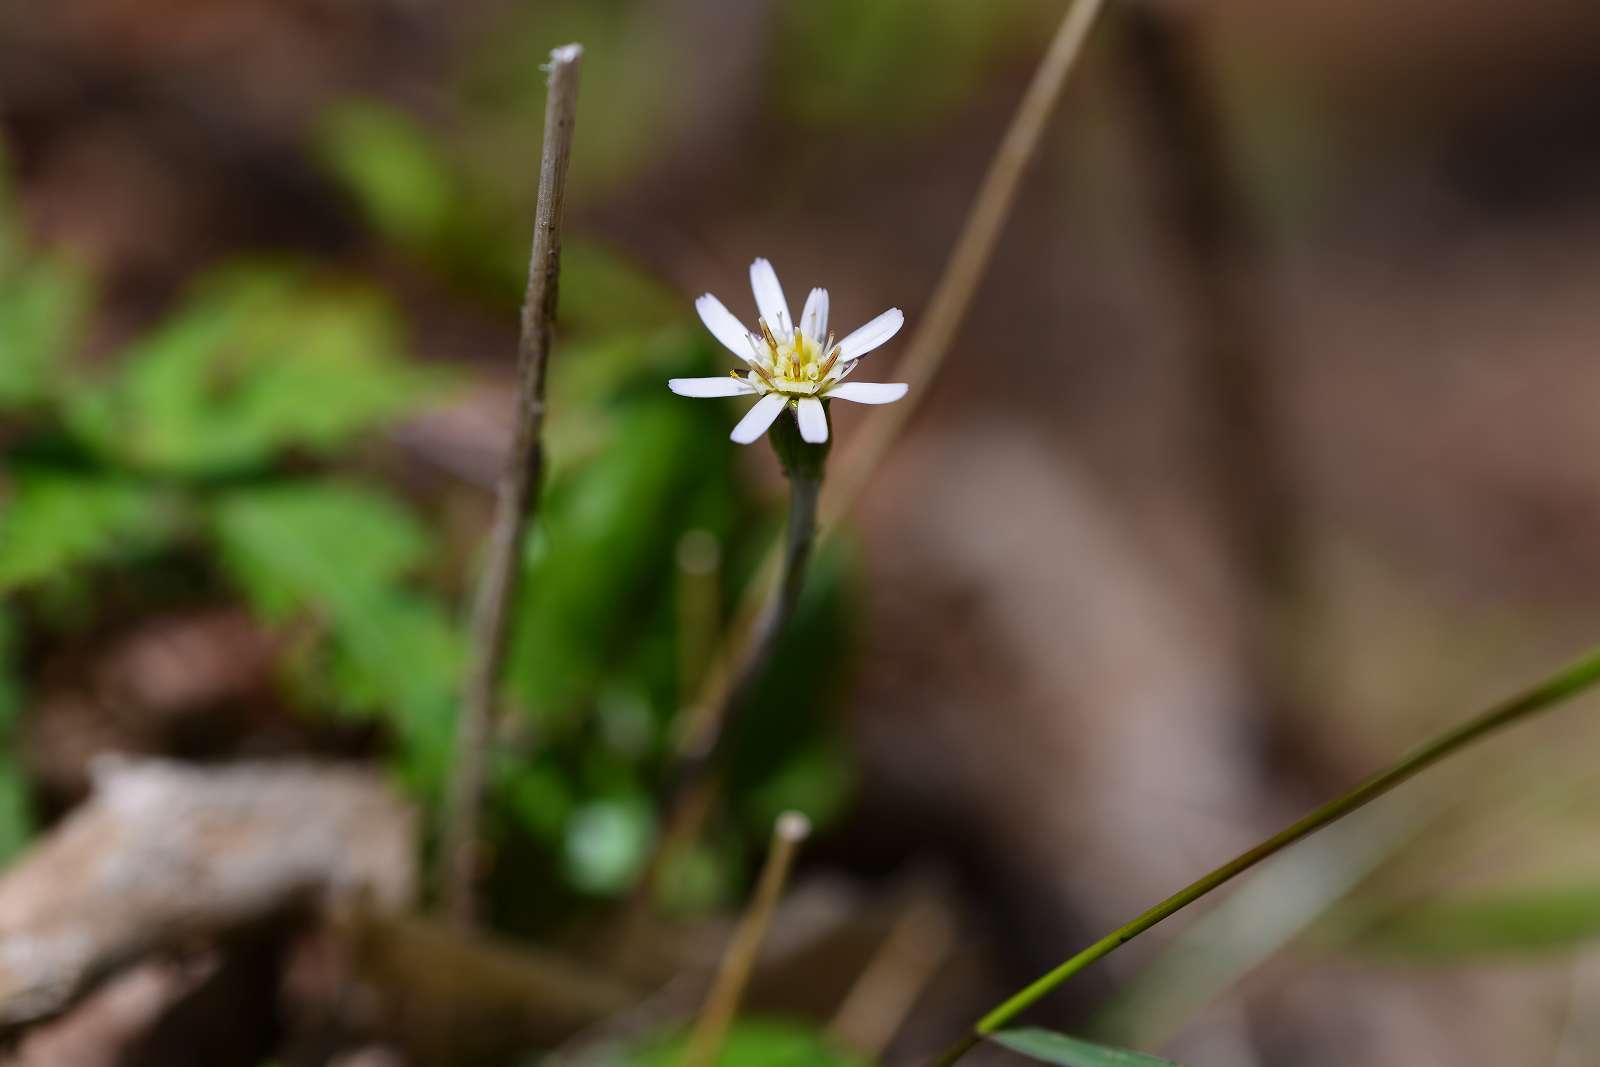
{"left": 669, "top": 258, "right": 909, "bottom": 445}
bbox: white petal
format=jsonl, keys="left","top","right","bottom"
{"left": 668, "top": 376, "right": 755, "bottom": 398}
{"left": 796, "top": 397, "right": 828, "bottom": 443}
{"left": 749, "top": 258, "right": 792, "bottom": 338}
{"left": 729, "top": 393, "right": 787, "bottom": 445}
{"left": 696, "top": 294, "right": 756, "bottom": 361}
{"left": 800, "top": 287, "right": 829, "bottom": 344}
{"left": 837, "top": 307, "right": 904, "bottom": 360}
{"left": 827, "top": 382, "right": 908, "bottom": 405}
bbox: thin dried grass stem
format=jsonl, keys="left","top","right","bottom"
{"left": 828, "top": 896, "right": 955, "bottom": 1059}
{"left": 681, "top": 812, "right": 812, "bottom": 1067}
{"left": 824, "top": 0, "right": 1108, "bottom": 525}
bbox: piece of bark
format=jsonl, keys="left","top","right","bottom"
{"left": 6, "top": 960, "right": 200, "bottom": 1067}
{"left": 0, "top": 757, "right": 416, "bottom": 1029}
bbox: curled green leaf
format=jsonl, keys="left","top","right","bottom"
{"left": 990, "top": 1028, "right": 1181, "bottom": 1067}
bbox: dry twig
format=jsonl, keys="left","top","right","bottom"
{"left": 681, "top": 813, "right": 811, "bottom": 1067}
{"left": 0, "top": 758, "right": 415, "bottom": 1029}
{"left": 827, "top": 895, "right": 954, "bottom": 1060}
{"left": 440, "top": 42, "right": 583, "bottom": 926}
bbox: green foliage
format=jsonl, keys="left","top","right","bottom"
{"left": 68, "top": 268, "right": 437, "bottom": 477}
{"left": 213, "top": 483, "right": 461, "bottom": 790}
{"left": 0, "top": 138, "right": 90, "bottom": 408}
{"left": 655, "top": 836, "right": 745, "bottom": 916}
{"left": 0, "top": 256, "right": 90, "bottom": 410}
{"left": 318, "top": 102, "right": 459, "bottom": 251}
{"left": 317, "top": 97, "right": 680, "bottom": 327}
{"left": 314, "top": 102, "right": 522, "bottom": 296}
{"left": 509, "top": 399, "right": 732, "bottom": 719}
{"left": 0, "top": 140, "right": 15, "bottom": 263}
{"left": 991, "top": 1029, "right": 1182, "bottom": 1067}
{"left": 503, "top": 762, "right": 574, "bottom": 841}
{"left": 562, "top": 793, "right": 655, "bottom": 894}
{"left": 0, "top": 470, "right": 178, "bottom": 593}
{"left": 0, "top": 159, "right": 34, "bottom": 852}
{"left": 557, "top": 244, "right": 681, "bottom": 337}
{"left": 213, "top": 483, "right": 430, "bottom": 619}
{"left": 618, "top": 1019, "right": 870, "bottom": 1067}
{"left": 730, "top": 542, "right": 860, "bottom": 834}
{"left": 1319, "top": 886, "right": 1600, "bottom": 961}
{"left": 310, "top": 52, "right": 804, "bottom": 882}
{"left": 468, "top": 325, "right": 862, "bottom": 913}
{"left": 0, "top": 192, "right": 455, "bottom": 793}
{"left": 490, "top": 327, "right": 861, "bottom": 908}
{"left": 3, "top": 87, "right": 870, "bottom": 915}
{"left": 0, "top": 754, "right": 29, "bottom": 862}
{"left": 0, "top": 609, "right": 33, "bottom": 861}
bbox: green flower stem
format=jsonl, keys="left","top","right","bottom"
{"left": 628, "top": 410, "right": 825, "bottom": 913}
{"left": 931, "top": 646, "right": 1600, "bottom": 1067}
{"left": 678, "top": 408, "right": 824, "bottom": 771}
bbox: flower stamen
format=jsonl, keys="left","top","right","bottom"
{"left": 749, "top": 361, "right": 779, "bottom": 391}
{"left": 817, "top": 339, "right": 841, "bottom": 381}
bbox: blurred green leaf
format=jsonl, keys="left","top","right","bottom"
{"left": 0, "top": 139, "right": 17, "bottom": 265}
{"left": 991, "top": 1029, "right": 1181, "bottom": 1067}
{"left": 213, "top": 482, "right": 462, "bottom": 791}
{"left": 730, "top": 542, "right": 860, "bottom": 834}
{"left": 213, "top": 482, "right": 430, "bottom": 619}
{"left": 69, "top": 267, "right": 439, "bottom": 476}
{"left": 0, "top": 608, "right": 20, "bottom": 725}
{"left": 543, "top": 329, "right": 714, "bottom": 480}
{"left": 0, "top": 609, "right": 32, "bottom": 861}
{"left": 318, "top": 102, "right": 459, "bottom": 250}
{"left": 509, "top": 397, "right": 733, "bottom": 721}
{"left": 323, "top": 592, "right": 462, "bottom": 791}
{"left": 0, "top": 138, "right": 89, "bottom": 409}
{"left": 743, "top": 740, "right": 855, "bottom": 835}
{"left": 316, "top": 100, "right": 523, "bottom": 296}
{"left": 0, "top": 764, "right": 31, "bottom": 863}
{"left": 483, "top": 328, "right": 739, "bottom": 906}
{"left": 0, "top": 256, "right": 90, "bottom": 409}
{"left": 1321, "top": 886, "right": 1600, "bottom": 961}
{"left": 318, "top": 93, "right": 686, "bottom": 329}
{"left": 562, "top": 794, "right": 654, "bottom": 895}
{"left": 656, "top": 837, "right": 743, "bottom": 915}
{"left": 0, "top": 470, "right": 177, "bottom": 592}
{"left": 558, "top": 244, "right": 681, "bottom": 337}
{"left": 623, "top": 1019, "right": 870, "bottom": 1067}
{"left": 503, "top": 762, "right": 574, "bottom": 841}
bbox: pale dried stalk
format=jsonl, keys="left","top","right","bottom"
{"left": 440, "top": 43, "right": 583, "bottom": 927}
{"left": 680, "top": 812, "right": 811, "bottom": 1067}
{"left": 824, "top": 0, "right": 1108, "bottom": 525}
{"left": 827, "top": 895, "right": 955, "bottom": 1059}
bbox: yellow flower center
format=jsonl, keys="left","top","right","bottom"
{"left": 745, "top": 319, "right": 840, "bottom": 397}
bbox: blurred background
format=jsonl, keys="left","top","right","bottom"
{"left": 5, "top": 0, "right": 1600, "bottom": 1064}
